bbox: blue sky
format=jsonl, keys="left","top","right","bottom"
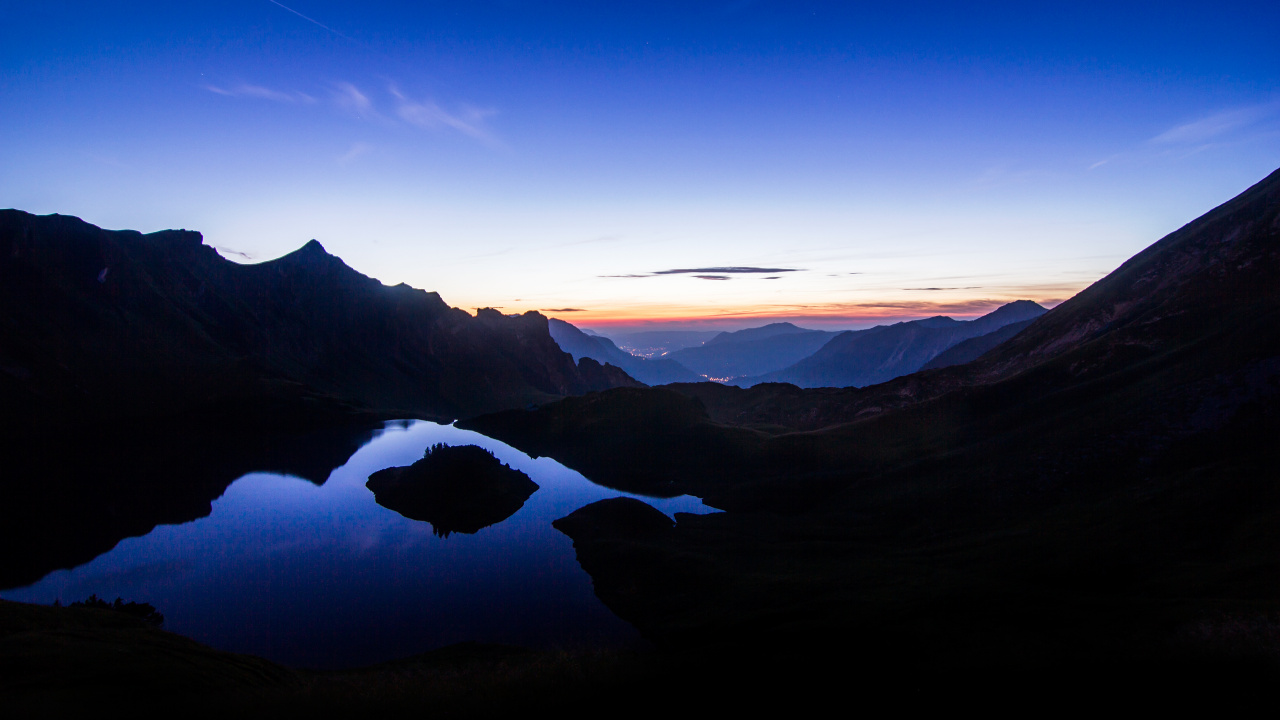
{"left": 3, "top": 1, "right": 1278, "bottom": 330}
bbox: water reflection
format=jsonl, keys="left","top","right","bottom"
{"left": 0, "top": 418, "right": 382, "bottom": 589}
{"left": 0, "top": 421, "right": 712, "bottom": 669}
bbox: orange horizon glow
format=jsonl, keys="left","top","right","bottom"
{"left": 523, "top": 295, "right": 1071, "bottom": 330}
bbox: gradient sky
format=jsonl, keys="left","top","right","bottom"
{"left": 4, "top": 1, "right": 1278, "bottom": 331}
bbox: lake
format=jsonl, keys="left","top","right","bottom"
{"left": 0, "top": 420, "right": 713, "bottom": 669}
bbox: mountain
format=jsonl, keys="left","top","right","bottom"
{"left": 919, "top": 317, "right": 1038, "bottom": 370}
{"left": 704, "top": 322, "right": 816, "bottom": 345}
{"left": 463, "top": 167, "right": 1280, "bottom": 669}
{"left": 665, "top": 322, "right": 842, "bottom": 380}
{"left": 748, "top": 300, "right": 1047, "bottom": 387}
{"left": 548, "top": 318, "right": 702, "bottom": 385}
{"left": 599, "top": 329, "right": 722, "bottom": 357}
{"left": 0, "top": 210, "right": 636, "bottom": 434}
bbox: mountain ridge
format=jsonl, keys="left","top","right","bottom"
{"left": 0, "top": 210, "right": 637, "bottom": 433}
{"left": 744, "top": 299, "right": 1047, "bottom": 388}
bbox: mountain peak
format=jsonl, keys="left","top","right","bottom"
{"left": 270, "top": 239, "right": 344, "bottom": 269}
{"left": 969, "top": 300, "right": 1048, "bottom": 333}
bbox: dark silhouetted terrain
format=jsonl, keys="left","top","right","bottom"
{"left": 366, "top": 443, "right": 539, "bottom": 536}
{"left": 6, "top": 165, "right": 1280, "bottom": 707}
{"left": 598, "top": 329, "right": 721, "bottom": 357}
{"left": 919, "top": 317, "right": 1038, "bottom": 370}
{"left": 549, "top": 318, "right": 702, "bottom": 385}
{"left": 748, "top": 300, "right": 1047, "bottom": 387}
{"left": 667, "top": 322, "right": 841, "bottom": 379}
{"left": 0, "top": 211, "right": 637, "bottom": 437}
{"left": 466, "top": 167, "right": 1280, "bottom": 669}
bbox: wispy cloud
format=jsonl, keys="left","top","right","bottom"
{"left": 902, "top": 286, "right": 982, "bottom": 291}
{"left": 338, "top": 141, "right": 373, "bottom": 165}
{"left": 389, "top": 86, "right": 499, "bottom": 145}
{"left": 543, "top": 308, "right": 586, "bottom": 312}
{"left": 331, "top": 82, "right": 377, "bottom": 118}
{"left": 204, "top": 83, "right": 315, "bottom": 103}
{"left": 1150, "top": 106, "right": 1272, "bottom": 145}
{"left": 1090, "top": 101, "right": 1280, "bottom": 170}
{"left": 601, "top": 266, "right": 802, "bottom": 279}
{"left": 207, "top": 74, "right": 502, "bottom": 147}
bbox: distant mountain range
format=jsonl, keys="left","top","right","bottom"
{"left": 548, "top": 318, "right": 703, "bottom": 385}
{"left": 666, "top": 323, "right": 842, "bottom": 380}
{"left": 0, "top": 210, "right": 636, "bottom": 434}
{"left": 744, "top": 300, "right": 1047, "bottom": 387}
{"left": 553, "top": 303, "right": 1047, "bottom": 388}
{"left": 600, "top": 329, "right": 722, "bottom": 357}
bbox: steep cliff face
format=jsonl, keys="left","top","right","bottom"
{"left": 0, "top": 210, "right": 637, "bottom": 431}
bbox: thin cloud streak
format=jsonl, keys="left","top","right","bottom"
{"left": 204, "top": 84, "right": 314, "bottom": 103}
{"left": 654, "top": 266, "right": 801, "bottom": 275}
{"left": 215, "top": 246, "right": 254, "bottom": 260}
{"left": 331, "top": 82, "right": 377, "bottom": 118}
{"left": 338, "top": 142, "right": 372, "bottom": 165}
{"left": 1093, "top": 102, "right": 1279, "bottom": 170}
{"left": 265, "top": 0, "right": 353, "bottom": 40}
{"left": 1150, "top": 106, "right": 1271, "bottom": 145}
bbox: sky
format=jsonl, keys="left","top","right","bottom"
{"left": 3, "top": 1, "right": 1278, "bottom": 331}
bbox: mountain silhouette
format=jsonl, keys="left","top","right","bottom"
{"left": 0, "top": 210, "right": 637, "bottom": 435}
{"left": 548, "top": 318, "right": 702, "bottom": 385}
{"left": 748, "top": 300, "right": 1047, "bottom": 387}
{"left": 918, "top": 317, "right": 1038, "bottom": 370}
{"left": 666, "top": 322, "right": 841, "bottom": 380}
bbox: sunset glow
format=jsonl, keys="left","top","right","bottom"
{"left": 4, "top": 2, "right": 1277, "bottom": 329}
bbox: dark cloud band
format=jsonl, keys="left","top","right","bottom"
{"left": 654, "top": 266, "right": 800, "bottom": 275}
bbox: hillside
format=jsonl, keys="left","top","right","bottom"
{"left": 464, "top": 167, "right": 1280, "bottom": 666}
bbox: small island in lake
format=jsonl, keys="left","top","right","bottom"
{"left": 366, "top": 444, "right": 539, "bottom": 537}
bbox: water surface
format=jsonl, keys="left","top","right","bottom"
{"left": 1, "top": 420, "right": 711, "bottom": 668}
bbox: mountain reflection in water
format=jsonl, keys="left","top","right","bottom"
{"left": 0, "top": 420, "right": 712, "bottom": 669}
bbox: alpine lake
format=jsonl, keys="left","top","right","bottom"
{"left": 0, "top": 420, "right": 714, "bottom": 669}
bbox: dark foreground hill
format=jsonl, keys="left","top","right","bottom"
{"left": 463, "top": 167, "right": 1280, "bottom": 671}
{"left": 0, "top": 211, "right": 636, "bottom": 435}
